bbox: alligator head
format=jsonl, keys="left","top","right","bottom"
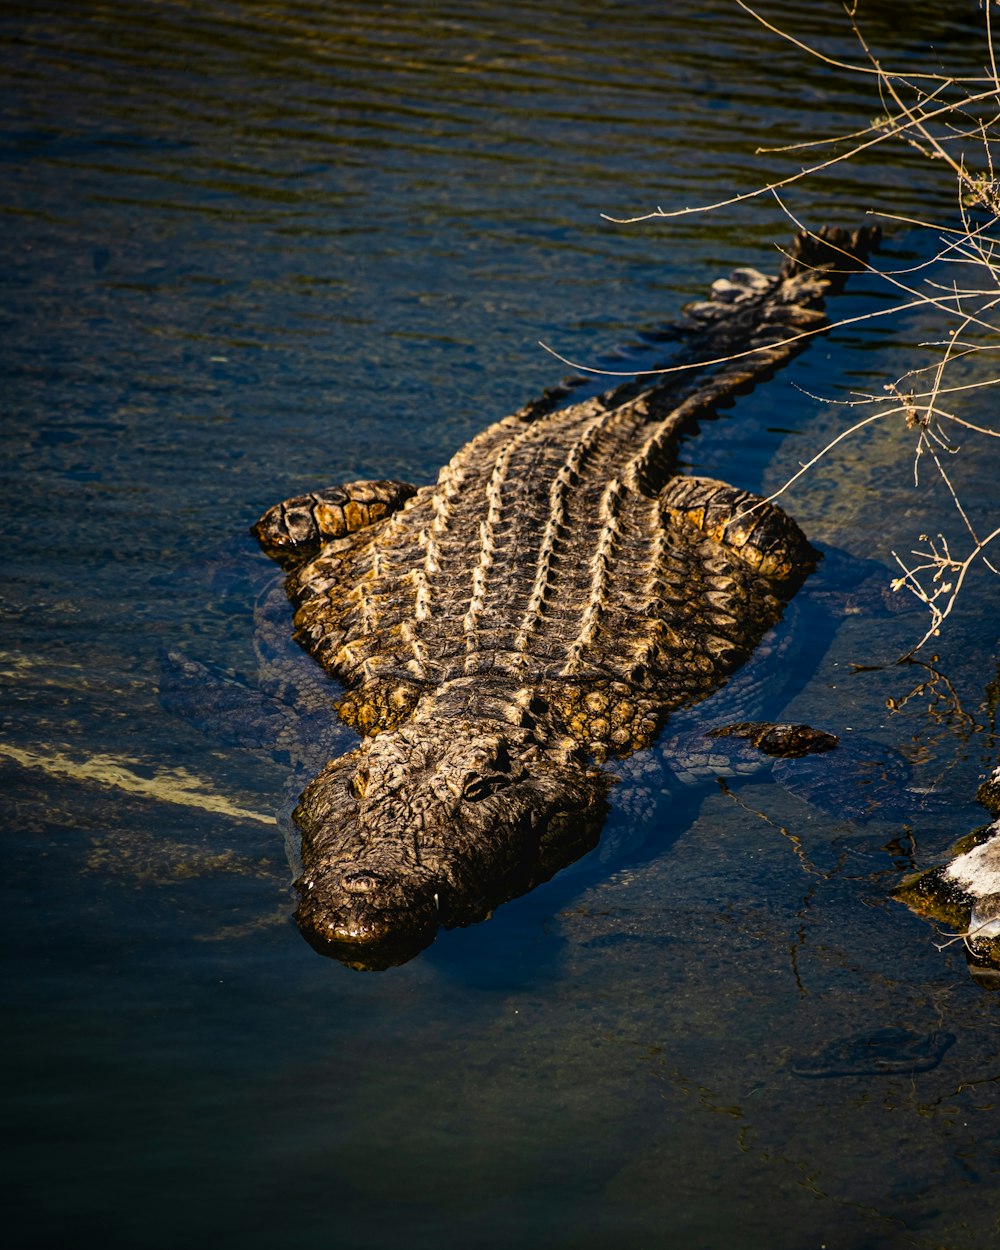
{"left": 292, "top": 720, "right": 609, "bottom": 969}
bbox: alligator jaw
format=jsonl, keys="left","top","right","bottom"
{"left": 290, "top": 717, "right": 609, "bottom": 969}
{"left": 290, "top": 743, "right": 445, "bottom": 969}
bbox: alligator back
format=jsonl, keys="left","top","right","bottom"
{"left": 287, "top": 229, "right": 871, "bottom": 757}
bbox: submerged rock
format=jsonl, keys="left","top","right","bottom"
{"left": 790, "top": 1026, "right": 955, "bottom": 1079}
{"left": 894, "top": 762, "right": 1000, "bottom": 983}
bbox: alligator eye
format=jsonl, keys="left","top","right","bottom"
{"left": 341, "top": 870, "right": 386, "bottom": 894}
{"left": 350, "top": 769, "right": 369, "bottom": 800}
{"left": 462, "top": 772, "right": 510, "bottom": 801}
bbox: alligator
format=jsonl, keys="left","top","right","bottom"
{"left": 253, "top": 226, "right": 878, "bottom": 969}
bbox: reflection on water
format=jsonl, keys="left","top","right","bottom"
{"left": 2, "top": 2, "right": 999, "bottom": 1248}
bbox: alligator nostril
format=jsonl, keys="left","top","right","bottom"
{"left": 341, "top": 871, "right": 386, "bottom": 894}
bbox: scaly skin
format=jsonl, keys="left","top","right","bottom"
{"left": 254, "top": 227, "right": 878, "bottom": 968}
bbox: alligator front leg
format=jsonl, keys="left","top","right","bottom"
{"left": 253, "top": 479, "right": 418, "bottom": 567}
{"left": 658, "top": 475, "right": 816, "bottom": 583}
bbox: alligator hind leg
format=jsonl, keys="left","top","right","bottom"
{"left": 659, "top": 475, "right": 816, "bottom": 583}
{"left": 253, "top": 479, "right": 418, "bottom": 566}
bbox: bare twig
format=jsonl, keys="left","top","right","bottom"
{"left": 676, "top": 5, "right": 1000, "bottom": 655}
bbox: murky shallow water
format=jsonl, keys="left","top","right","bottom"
{"left": 2, "top": 2, "right": 998, "bottom": 1247}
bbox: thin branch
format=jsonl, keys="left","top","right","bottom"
{"left": 895, "top": 523, "right": 1000, "bottom": 658}
{"left": 733, "top": 0, "right": 992, "bottom": 84}
{"left": 597, "top": 1, "right": 1000, "bottom": 656}
{"left": 603, "top": 93, "right": 1000, "bottom": 223}
{"left": 539, "top": 293, "right": 963, "bottom": 379}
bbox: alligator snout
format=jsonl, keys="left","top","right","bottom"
{"left": 294, "top": 859, "right": 442, "bottom": 970}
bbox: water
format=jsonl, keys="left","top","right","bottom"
{"left": 2, "top": 2, "right": 999, "bottom": 1247}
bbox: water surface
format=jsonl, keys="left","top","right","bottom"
{"left": 2, "top": 2, "right": 998, "bottom": 1247}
